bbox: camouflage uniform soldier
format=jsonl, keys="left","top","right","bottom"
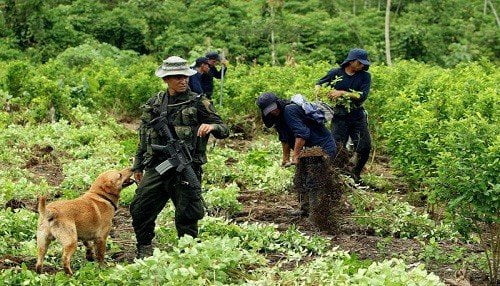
{"left": 130, "top": 56, "right": 229, "bottom": 258}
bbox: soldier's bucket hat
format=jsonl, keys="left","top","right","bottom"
{"left": 341, "top": 48, "right": 371, "bottom": 70}
{"left": 155, "top": 56, "right": 197, "bottom": 78}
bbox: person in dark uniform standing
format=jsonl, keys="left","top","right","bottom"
{"left": 130, "top": 56, "right": 229, "bottom": 258}
{"left": 316, "top": 48, "right": 372, "bottom": 183}
{"left": 199, "top": 51, "right": 227, "bottom": 99}
{"left": 189, "top": 56, "right": 210, "bottom": 95}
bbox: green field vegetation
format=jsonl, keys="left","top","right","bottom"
{"left": 1, "top": 0, "right": 499, "bottom": 285}
{"left": 0, "top": 60, "right": 498, "bottom": 283}
{"left": 0, "top": 116, "right": 448, "bottom": 285}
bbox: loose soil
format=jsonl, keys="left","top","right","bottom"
{"left": 1, "top": 133, "right": 490, "bottom": 285}
{"left": 25, "top": 144, "right": 65, "bottom": 187}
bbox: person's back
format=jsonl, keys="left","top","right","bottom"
{"left": 256, "top": 92, "right": 336, "bottom": 218}
{"left": 283, "top": 103, "right": 336, "bottom": 157}
{"left": 189, "top": 72, "right": 203, "bottom": 94}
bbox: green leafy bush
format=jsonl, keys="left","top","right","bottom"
{"left": 204, "top": 183, "right": 243, "bottom": 216}
{"left": 269, "top": 252, "right": 443, "bottom": 286}
{"left": 110, "top": 236, "right": 265, "bottom": 285}
{"left": 349, "top": 189, "right": 458, "bottom": 240}
{"left": 203, "top": 138, "right": 294, "bottom": 194}
{"left": 0, "top": 208, "right": 37, "bottom": 256}
{"left": 199, "top": 217, "right": 329, "bottom": 257}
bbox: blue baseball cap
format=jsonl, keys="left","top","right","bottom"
{"left": 194, "top": 57, "right": 209, "bottom": 67}
{"left": 256, "top": 92, "right": 279, "bottom": 127}
{"left": 205, "top": 51, "right": 220, "bottom": 61}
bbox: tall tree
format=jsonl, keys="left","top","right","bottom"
{"left": 486, "top": 0, "right": 500, "bottom": 27}
{"left": 264, "top": 0, "right": 284, "bottom": 65}
{"left": 385, "top": 0, "right": 392, "bottom": 65}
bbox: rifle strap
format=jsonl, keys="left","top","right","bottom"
{"left": 166, "top": 98, "right": 195, "bottom": 107}
{"left": 158, "top": 92, "right": 202, "bottom": 114}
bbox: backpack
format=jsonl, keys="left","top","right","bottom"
{"left": 290, "top": 94, "right": 334, "bottom": 125}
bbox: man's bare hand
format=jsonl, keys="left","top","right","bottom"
{"left": 134, "top": 171, "right": 143, "bottom": 183}
{"left": 327, "top": 90, "right": 346, "bottom": 100}
{"left": 197, "top": 123, "right": 214, "bottom": 137}
{"left": 282, "top": 158, "right": 292, "bottom": 167}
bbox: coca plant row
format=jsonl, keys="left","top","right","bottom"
{"left": 1, "top": 46, "right": 497, "bottom": 235}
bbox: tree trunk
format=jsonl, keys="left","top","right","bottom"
{"left": 487, "top": 0, "right": 500, "bottom": 27}
{"left": 396, "top": 0, "right": 403, "bottom": 14}
{"left": 271, "top": 29, "right": 276, "bottom": 66}
{"left": 385, "top": 0, "right": 392, "bottom": 66}
{"left": 49, "top": 104, "right": 56, "bottom": 123}
{"left": 269, "top": 3, "right": 277, "bottom": 66}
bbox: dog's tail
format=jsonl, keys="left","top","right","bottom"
{"left": 38, "top": 196, "right": 46, "bottom": 217}
{"left": 38, "top": 196, "right": 57, "bottom": 222}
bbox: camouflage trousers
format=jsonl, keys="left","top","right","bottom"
{"left": 130, "top": 165, "right": 204, "bottom": 245}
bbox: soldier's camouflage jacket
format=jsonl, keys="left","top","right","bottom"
{"left": 132, "top": 90, "right": 229, "bottom": 171}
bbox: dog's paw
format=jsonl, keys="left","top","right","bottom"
{"left": 64, "top": 266, "right": 73, "bottom": 276}
{"left": 85, "top": 249, "right": 95, "bottom": 261}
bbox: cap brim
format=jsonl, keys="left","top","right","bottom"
{"left": 262, "top": 102, "right": 278, "bottom": 116}
{"left": 359, "top": 59, "right": 371, "bottom": 66}
{"left": 206, "top": 55, "right": 221, "bottom": 61}
{"left": 155, "top": 68, "right": 197, "bottom": 78}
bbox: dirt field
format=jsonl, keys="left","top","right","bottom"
{"left": 0, "top": 135, "right": 490, "bottom": 285}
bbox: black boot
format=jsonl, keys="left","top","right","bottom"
{"left": 351, "top": 171, "right": 361, "bottom": 184}
{"left": 289, "top": 209, "right": 308, "bottom": 217}
{"left": 136, "top": 244, "right": 153, "bottom": 259}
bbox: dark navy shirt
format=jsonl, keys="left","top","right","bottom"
{"left": 316, "top": 67, "right": 371, "bottom": 114}
{"left": 188, "top": 72, "right": 204, "bottom": 94}
{"left": 200, "top": 66, "right": 227, "bottom": 96}
{"left": 274, "top": 103, "right": 336, "bottom": 157}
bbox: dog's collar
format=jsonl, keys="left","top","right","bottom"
{"left": 96, "top": 193, "right": 118, "bottom": 211}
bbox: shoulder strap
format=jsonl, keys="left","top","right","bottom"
{"left": 164, "top": 93, "right": 201, "bottom": 108}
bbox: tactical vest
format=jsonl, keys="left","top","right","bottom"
{"left": 140, "top": 91, "right": 206, "bottom": 166}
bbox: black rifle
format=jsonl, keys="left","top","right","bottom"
{"left": 148, "top": 112, "right": 201, "bottom": 190}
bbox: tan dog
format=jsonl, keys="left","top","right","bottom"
{"left": 35, "top": 168, "right": 134, "bottom": 275}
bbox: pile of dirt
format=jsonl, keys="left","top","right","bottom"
{"left": 331, "top": 144, "right": 353, "bottom": 171}
{"left": 294, "top": 147, "right": 347, "bottom": 233}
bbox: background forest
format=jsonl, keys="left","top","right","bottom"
{"left": 0, "top": 0, "right": 499, "bottom": 285}
{"left": 1, "top": 0, "right": 499, "bottom": 65}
